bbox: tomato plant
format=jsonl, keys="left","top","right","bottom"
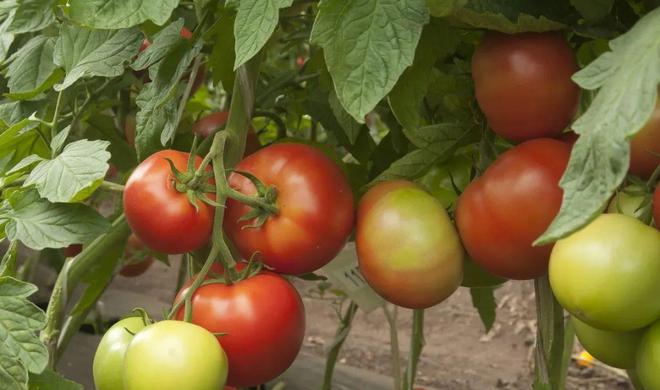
{"left": 174, "top": 270, "right": 305, "bottom": 388}
{"left": 472, "top": 32, "right": 580, "bottom": 142}
{"left": 456, "top": 139, "right": 570, "bottom": 280}
{"left": 654, "top": 184, "right": 660, "bottom": 228}
{"left": 550, "top": 214, "right": 660, "bottom": 331}
{"left": 124, "top": 150, "right": 214, "bottom": 254}
{"left": 0, "top": 1, "right": 658, "bottom": 390}
{"left": 123, "top": 320, "right": 228, "bottom": 390}
{"left": 93, "top": 317, "right": 147, "bottom": 390}
{"left": 224, "top": 143, "right": 354, "bottom": 275}
{"left": 356, "top": 180, "right": 463, "bottom": 308}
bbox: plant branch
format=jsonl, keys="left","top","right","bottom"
{"left": 404, "top": 309, "right": 425, "bottom": 390}
{"left": 322, "top": 300, "right": 358, "bottom": 390}
{"left": 383, "top": 304, "right": 402, "bottom": 390}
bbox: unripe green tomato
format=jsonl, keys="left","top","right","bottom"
{"left": 637, "top": 320, "right": 660, "bottom": 390}
{"left": 93, "top": 316, "right": 147, "bottom": 390}
{"left": 356, "top": 180, "right": 464, "bottom": 309}
{"left": 572, "top": 316, "right": 644, "bottom": 369}
{"left": 123, "top": 320, "right": 228, "bottom": 390}
{"left": 417, "top": 154, "right": 472, "bottom": 210}
{"left": 607, "top": 185, "right": 647, "bottom": 219}
{"left": 550, "top": 214, "right": 660, "bottom": 331}
{"left": 461, "top": 257, "right": 507, "bottom": 288}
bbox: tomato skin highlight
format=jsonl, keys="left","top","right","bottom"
{"left": 224, "top": 143, "right": 354, "bottom": 274}
{"left": 630, "top": 96, "right": 660, "bottom": 179}
{"left": 572, "top": 316, "right": 644, "bottom": 369}
{"left": 174, "top": 271, "right": 305, "bottom": 388}
{"left": 550, "top": 214, "right": 660, "bottom": 332}
{"left": 123, "top": 320, "right": 228, "bottom": 390}
{"left": 472, "top": 32, "right": 580, "bottom": 142}
{"left": 456, "top": 139, "right": 570, "bottom": 280}
{"left": 93, "top": 317, "right": 147, "bottom": 390}
{"left": 123, "top": 150, "right": 214, "bottom": 254}
{"left": 357, "top": 180, "right": 464, "bottom": 309}
{"left": 638, "top": 320, "right": 660, "bottom": 390}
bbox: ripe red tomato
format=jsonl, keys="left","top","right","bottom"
{"left": 472, "top": 32, "right": 580, "bottom": 142}
{"left": 356, "top": 180, "right": 463, "bottom": 308}
{"left": 119, "top": 234, "right": 155, "bottom": 277}
{"left": 124, "top": 150, "right": 214, "bottom": 254}
{"left": 629, "top": 96, "right": 660, "bottom": 179}
{"left": 174, "top": 271, "right": 305, "bottom": 388}
{"left": 191, "top": 112, "right": 261, "bottom": 155}
{"left": 456, "top": 139, "right": 570, "bottom": 280}
{"left": 224, "top": 143, "right": 354, "bottom": 274}
{"left": 654, "top": 184, "right": 660, "bottom": 229}
{"left": 63, "top": 244, "right": 82, "bottom": 257}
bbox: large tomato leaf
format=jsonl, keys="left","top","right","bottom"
{"left": 537, "top": 7, "right": 660, "bottom": 244}
{"left": 5, "top": 36, "right": 61, "bottom": 100}
{"left": 24, "top": 139, "right": 111, "bottom": 203}
{"left": 68, "top": 0, "right": 179, "bottom": 29}
{"left": 6, "top": 0, "right": 55, "bottom": 34}
{"left": 209, "top": 7, "right": 236, "bottom": 91}
{"left": 311, "top": 0, "right": 429, "bottom": 123}
{"left": 53, "top": 24, "right": 143, "bottom": 91}
{"left": 233, "top": 0, "right": 293, "bottom": 70}
{"left": 0, "top": 277, "right": 47, "bottom": 390}
{"left": 569, "top": 0, "right": 614, "bottom": 21}
{"left": 3, "top": 190, "right": 109, "bottom": 250}
{"left": 388, "top": 21, "right": 460, "bottom": 131}
{"left": 28, "top": 368, "right": 82, "bottom": 390}
{"left": 430, "top": 0, "right": 569, "bottom": 33}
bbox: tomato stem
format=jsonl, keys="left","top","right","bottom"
{"left": 322, "top": 300, "right": 358, "bottom": 390}
{"left": 403, "top": 309, "right": 425, "bottom": 390}
{"left": 383, "top": 304, "right": 402, "bottom": 390}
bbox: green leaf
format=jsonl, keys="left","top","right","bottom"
{"left": 0, "top": 241, "right": 18, "bottom": 277}
{"left": 328, "top": 90, "right": 361, "bottom": 144}
{"left": 570, "top": 0, "right": 613, "bottom": 21}
{"left": 371, "top": 124, "right": 476, "bottom": 184}
{"left": 134, "top": 82, "right": 180, "bottom": 161}
{"left": 6, "top": 35, "right": 61, "bottom": 100}
{"left": 85, "top": 114, "right": 137, "bottom": 172}
{"left": 68, "top": 0, "right": 180, "bottom": 29}
{"left": 0, "top": 101, "right": 41, "bottom": 127}
{"left": 389, "top": 21, "right": 460, "bottom": 131}
{"left": 447, "top": 0, "right": 568, "bottom": 33}
{"left": 233, "top": 0, "right": 292, "bottom": 69}
{"left": 470, "top": 287, "right": 496, "bottom": 332}
{"left": 537, "top": 7, "right": 660, "bottom": 244}
{"left": 311, "top": 0, "right": 429, "bottom": 122}
{"left": 24, "top": 140, "right": 111, "bottom": 203}
{"left": 49, "top": 125, "right": 71, "bottom": 155}
{"left": 7, "top": 0, "right": 55, "bottom": 34}
{"left": 54, "top": 24, "right": 143, "bottom": 91}
{"left": 29, "top": 368, "right": 83, "bottom": 390}
{"left": 427, "top": 0, "right": 467, "bottom": 17}
{"left": 6, "top": 154, "right": 43, "bottom": 176}
{"left": 209, "top": 8, "right": 236, "bottom": 90}
{"left": 0, "top": 277, "right": 47, "bottom": 385}
{"left": 131, "top": 19, "right": 185, "bottom": 72}
{"left": 4, "top": 190, "right": 110, "bottom": 250}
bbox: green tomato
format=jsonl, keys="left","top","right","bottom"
{"left": 123, "top": 320, "right": 228, "bottom": 390}
{"left": 607, "top": 185, "right": 647, "bottom": 219}
{"left": 461, "top": 257, "right": 507, "bottom": 288}
{"left": 550, "top": 214, "right": 660, "bottom": 331}
{"left": 417, "top": 154, "right": 472, "bottom": 209}
{"left": 637, "top": 320, "right": 660, "bottom": 390}
{"left": 93, "top": 316, "right": 147, "bottom": 390}
{"left": 572, "top": 316, "right": 644, "bottom": 369}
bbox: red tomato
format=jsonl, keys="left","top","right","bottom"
{"left": 629, "top": 96, "right": 660, "bottom": 179}
{"left": 119, "top": 234, "right": 155, "bottom": 277}
{"left": 124, "top": 150, "right": 214, "bottom": 254}
{"left": 456, "top": 139, "right": 570, "bottom": 279}
{"left": 224, "top": 143, "right": 354, "bottom": 274}
{"left": 63, "top": 244, "right": 82, "bottom": 257}
{"left": 472, "top": 32, "right": 580, "bottom": 142}
{"left": 174, "top": 271, "right": 305, "bottom": 388}
{"left": 191, "top": 112, "right": 261, "bottom": 155}
{"left": 654, "top": 184, "right": 660, "bottom": 229}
